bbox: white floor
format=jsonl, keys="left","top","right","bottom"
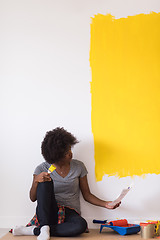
{"left": 0, "top": 229, "right": 10, "bottom": 239}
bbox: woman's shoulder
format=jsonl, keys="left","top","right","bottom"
{"left": 71, "top": 159, "right": 87, "bottom": 170}
{"left": 71, "top": 159, "right": 88, "bottom": 176}
{"left": 72, "top": 159, "right": 84, "bottom": 166}
{"left": 34, "top": 162, "right": 50, "bottom": 174}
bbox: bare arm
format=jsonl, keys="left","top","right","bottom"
{"left": 79, "top": 175, "right": 121, "bottom": 209}
{"left": 29, "top": 172, "right": 51, "bottom": 202}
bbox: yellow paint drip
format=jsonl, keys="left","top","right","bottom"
{"left": 90, "top": 12, "right": 160, "bottom": 181}
{"left": 156, "top": 221, "right": 160, "bottom": 236}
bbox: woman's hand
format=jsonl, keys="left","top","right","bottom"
{"left": 34, "top": 172, "right": 51, "bottom": 183}
{"left": 30, "top": 172, "right": 51, "bottom": 202}
{"left": 105, "top": 201, "right": 121, "bottom": 209}
{"left": 80, "top": 176, "right": 121, "bottom": 210}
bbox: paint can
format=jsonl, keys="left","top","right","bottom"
{"left": 140, "top": 222, "right": 156, "bottom": 239}
{"left": 146, "top": 221, "right": 160, "bottom": 237}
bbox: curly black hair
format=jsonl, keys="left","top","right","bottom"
{"left": 41, "top": 127, "right": 78, "bottom": 164}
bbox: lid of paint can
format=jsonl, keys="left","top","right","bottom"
{"left": 140, "top": 222, "right": 157, "bottom": 226}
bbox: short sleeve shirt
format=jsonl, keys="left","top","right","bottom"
{"left": 34, "top": 159, "right": 88, "bottom": 214}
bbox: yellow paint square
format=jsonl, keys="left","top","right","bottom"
{"left": 90, "top": 12, "right": 160, "bottom": 181}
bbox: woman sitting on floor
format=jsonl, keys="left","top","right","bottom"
{"left": 13, "top": 127, "right": 121, "bottom": 240}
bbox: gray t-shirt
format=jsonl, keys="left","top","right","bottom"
{"left": 34, "top": 159, "right": 88, "bottom": 214}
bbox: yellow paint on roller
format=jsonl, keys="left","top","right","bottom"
{"left": 90, "top": 12, "right": 160, "bottom": 181}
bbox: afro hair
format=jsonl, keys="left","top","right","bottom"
{"left": 41, "top": 127, "right": 78, "bottom": 164}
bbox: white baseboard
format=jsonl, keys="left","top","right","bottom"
{"left": 0, "top": 216, "right": 31, "bottom": 228}
{"left": 0, "top": 216, "right": 147, "bottom": 228}
{"left": 1, "top": 216, "right": 100, "bottom": 228}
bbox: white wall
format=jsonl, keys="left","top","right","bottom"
{"left": 0, "top": 0, "right": 160, "bottom": 228}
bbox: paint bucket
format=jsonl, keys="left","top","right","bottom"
{"left": 146, "top": 221, "right": 160, "bottom": 237}
{"left": 140, "top": 222, "right": 156, "bottom": 239}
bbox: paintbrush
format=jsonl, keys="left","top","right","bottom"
{"left": 48, "top": 164, "right": 56, "bottom": 173}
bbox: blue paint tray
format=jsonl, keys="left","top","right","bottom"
{"left": 100, "top": 224, "right": 140, "bottom": 235}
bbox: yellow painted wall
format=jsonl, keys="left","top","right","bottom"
{"left": 90, "top": 12, "right": 160, "bottom": 181}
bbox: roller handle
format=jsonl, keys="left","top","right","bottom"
{"left": 93, "top": 219, "right": 108, "bottom": 224}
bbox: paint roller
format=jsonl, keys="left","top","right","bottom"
{"left": 109, "top": 219, "right": 128, "bottom": 227}
{"left": 93, "top": 219, "right": 128, "bottom": 227}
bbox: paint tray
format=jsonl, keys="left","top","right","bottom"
{"left": 100, "top": 219, "right": 140, "bottom": 235}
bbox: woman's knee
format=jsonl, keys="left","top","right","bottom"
{"left": 37, "top": 180, "right": 53, "bottom": 195}
{"left": 78, "top": 217, "right": 88, "bottom": 233}
{"left": 72, "top": 217, "right": 88, "bottom": 235}
{"left": 37, "top": 180, "right": 53, "bottom": 189}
